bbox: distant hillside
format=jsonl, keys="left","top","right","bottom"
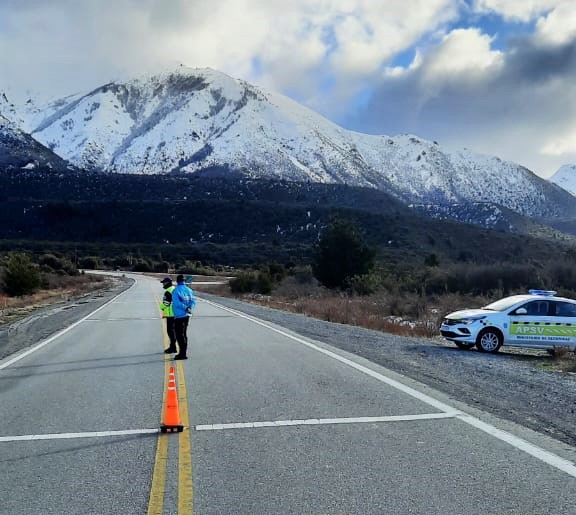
{"left": 0, "top": 170, "right": 571, "bottom": 268}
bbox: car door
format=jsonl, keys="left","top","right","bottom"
{"left": 548, "top": 301, "right": 576, "bottom": 346}
{"left": 508, "top": 299, "right": 553, "bottom": 347}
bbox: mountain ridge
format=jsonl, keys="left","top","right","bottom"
{"left": 0, "top": 113, "right": 74, "bottom": 172}
{"left": 3, "top": 66, "right": 576, "bottom": 222}
{"left": 550, "top": 164, "right": 576, "bottom": 197}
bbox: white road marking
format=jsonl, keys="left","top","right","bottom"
{"left": 458, "top": 414, "right": 576, "bottom": 478}
{"left": 201, "top": 298, "right": 576, "bottom": 478}
{"left": 191, "top": 282, "right": 228, "bottom": 285}
{"left": 0, "top": 282, "right": 135, "bottom": 371}
{"left": 112, "top": 301, "right": 157, "bottom": 304}
{"left": 85, "top": 317, "right": 162, "bottom": 321}
{"left": 195, "top": 412, "right": 460, "bottom": 431}
{"left": 0, "top": 429, "right": 159, "bottom": 443}
{"left": 200, "top": 299, "right": 459, "bottom": 412}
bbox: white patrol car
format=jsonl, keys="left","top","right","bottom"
{"left": 440, "top": 290, "right": 576, "bottom": 353}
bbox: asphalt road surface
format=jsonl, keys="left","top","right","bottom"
{"left": 1, "top": 273, "right": 575, "bottom": 514}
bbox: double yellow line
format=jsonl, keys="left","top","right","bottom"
{"left": 148, "top": 303, "right": 194, "bottom": 514}
{"left": 177, "top": 359, "right": 193, "bottom": 513}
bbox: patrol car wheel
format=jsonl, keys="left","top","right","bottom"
{"left": 476, "top": 328, "right": 503, "bottom": 353}
{"left": 454, "top": 341, "right": 475, "bottom": 350}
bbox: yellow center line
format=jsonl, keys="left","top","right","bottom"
{"left": 177, "top": 360, "right": 194, "bottom": 514}
{"left": 148, "top": 286, "right": 194, "bottom": 514}
{"left": 147, "top": 357, "right": 170, "bottom": 515}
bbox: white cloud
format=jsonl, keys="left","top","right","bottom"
{"left": 535, "top": 2, "right": 576, "bottom": 46}
{"left": 472, "top": 0, "right": 576, "bottom": 48}
{"left": 328, "top": 0, "right": 457, "bottom": 75}
{"left": 0, "top": 0, "right": 457, "bottom": 102}
{"left": 472, "top": 0, "right": 560, "bottom": 22}
{"left": 344, "top": 18, "right": 576, "bottom": 177}
{"left": 542, "top": 128, "right": 576, "bottom": 156}
{"left": 384, "top": 51, "right": 423, "bottom": 77}
{"left": 422, "top": 28, "right": 503, "bottom": 83}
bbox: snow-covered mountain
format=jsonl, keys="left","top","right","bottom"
{"left": 549, "top": 165, "right": 576, "bottom": 197}
{"left": 6, "top": 66, "right": 576, "bottom": 219}
{"left": 0, "top": 113, "right": 73, "bottom": 172}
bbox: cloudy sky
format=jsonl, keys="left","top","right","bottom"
{"left": 1, "top": 0, "right": 575, "bottom": 178}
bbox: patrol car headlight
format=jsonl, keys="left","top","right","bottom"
{"left": 460, "top": 316, "right": 486, "bottom": 325}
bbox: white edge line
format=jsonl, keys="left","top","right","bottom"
{"left": 195, "top": 412, "right": 459, "bottom": 431}
{"left": 201, "top": 298, "right": 576, "bottom": 479}
{"left": 457, "top": 414, "right": 576, "bottom": 477}
{"left": 200, "top": 298, "right": 457, "bottom": 412}
{"left": 0, "top": 280, "right": 136, "bottom": 371}
{"left": 0, "top": 429, "right": 159, "bottom": 443}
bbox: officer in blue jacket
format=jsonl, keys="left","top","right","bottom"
{"left": 171, "top": 274, "right": 196, "bottom": 360}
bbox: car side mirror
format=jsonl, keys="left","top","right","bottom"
{"left": 515, "top": 308, "right": 527, "bottom": 315}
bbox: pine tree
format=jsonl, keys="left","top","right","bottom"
{"left": 312, "top": 218, "right": 375, "bottom": 289}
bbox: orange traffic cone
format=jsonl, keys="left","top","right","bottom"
{"left": 161, "top": 366, "right": 184, "bottom": 433}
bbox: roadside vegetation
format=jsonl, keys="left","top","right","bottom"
{"left": 2, "top": 213, "right": 576, "bottom": 373}
{"left": 208, "top": 218, "right": 576, "bottom": 375}
{"left": 0, "top": 252, "right": 109, "bottom": 326}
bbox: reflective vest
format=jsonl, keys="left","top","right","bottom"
{"left": 160, "top": 285, "right": 175, "bottom": 318}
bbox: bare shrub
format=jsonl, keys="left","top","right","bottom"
{"left": 273, "top": 277, "right": 321, "bottom": 300}
{"left": 41, "top": 273, "right": 105, "bottom": 292}
{"left": 194, "top": 283, "right": 229, "bottom": 296}
{"left": 550, "top": 347, "right": 576, "bottom": 373}
{"left": 560, "top": 359, "right": 576, "bottom": 373}
{"left": 434, "top": 293, "right": 487, "bottom": 324}
{"left": 227, "top": 282, "right": 448, "bottom": 339}
{"left": 551, "top": 346, "right": 573, "bottom": 359}
{"left": 223, "top": 274, "right": 506, "bottom": 341}
{"left": 0, "top": 273, "right": 111, "bottom": 326}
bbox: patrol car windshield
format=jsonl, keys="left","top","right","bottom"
{"left": 483, "top": 296, "right": 527, "bottom": 312}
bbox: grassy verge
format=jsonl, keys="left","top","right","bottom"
{"left": 0, "top": 273, "right": 110, "bottom": 326}
{"left": 196, "top": 277, "right": 484, "bottom": 339}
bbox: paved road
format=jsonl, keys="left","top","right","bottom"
{"left": 1, "top": 274, "right": 575, "bottom": 514}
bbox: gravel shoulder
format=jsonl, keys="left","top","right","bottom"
{"left": 1, "top": 282, "right": 574, "bottom": 449}
{"left": 199, "top": 292, "right": 576, "bottom": 449}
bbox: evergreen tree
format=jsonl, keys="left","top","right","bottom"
{"left": 2, "top": 253, "right": 41, "bottom": 297}
{"left": 312, "top": 218, "right": 375, "bottom": 289}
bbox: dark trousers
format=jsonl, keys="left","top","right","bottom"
{"left": 165, "top": 317, "right": 176, "bottom": 349}
{"left": 174, "top": 316, "right": 189, "bottom": 357}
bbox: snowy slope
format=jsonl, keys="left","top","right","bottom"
{"left": 14, "top": 66, "right": 576, "bottom": 219}
{"left": 0, "top": 113, "right": 74, "bottom": 171}
{"left": 550, "top": 165, "right": 576, "bottom": 197}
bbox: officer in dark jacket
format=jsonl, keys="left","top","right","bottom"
{"left": 159, "top": 277, "right": 177, "bottom": 353}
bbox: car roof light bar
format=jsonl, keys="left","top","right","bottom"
{"left": 528, "top": 289, "right": 557, "bottom": 296}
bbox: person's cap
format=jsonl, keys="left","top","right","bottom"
{"left": 176, "top": 274, "right": 185, "bottom": 283}
{"left": 160, "top": 277, "right": 172, "bottom": 284}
